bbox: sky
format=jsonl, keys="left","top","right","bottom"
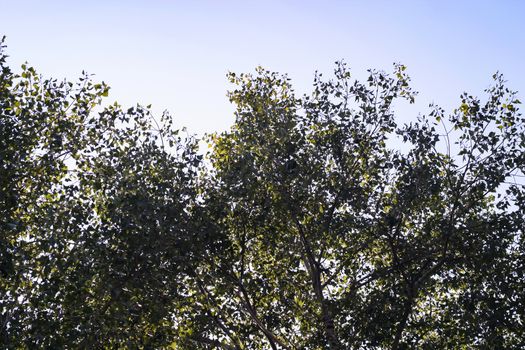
{"left": 2, "top": 0, "right": 524, "bottom": 136}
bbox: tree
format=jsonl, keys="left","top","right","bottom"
{"left": 203, "top": 65, "right": 525, "bottom": 349}
{"left": 1, "top": 38, "right": 525, "bottom": 349}
{"left": 0, "top": 37, "right": 205, "bottom": 348}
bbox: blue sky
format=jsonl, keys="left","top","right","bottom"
{"left": 2, "top": 0, "right": 524, "bottom": 135}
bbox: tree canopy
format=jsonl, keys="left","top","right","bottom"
{"left": 1, "top": 37, "right": 525, "bottom": 349}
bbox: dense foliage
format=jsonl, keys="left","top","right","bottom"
{"left": 1, "top": 37, "right": 525, "bottom": 349}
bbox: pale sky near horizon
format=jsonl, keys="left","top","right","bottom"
{"left": 2, "top": 0, "right": 524, "bottom": 136}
